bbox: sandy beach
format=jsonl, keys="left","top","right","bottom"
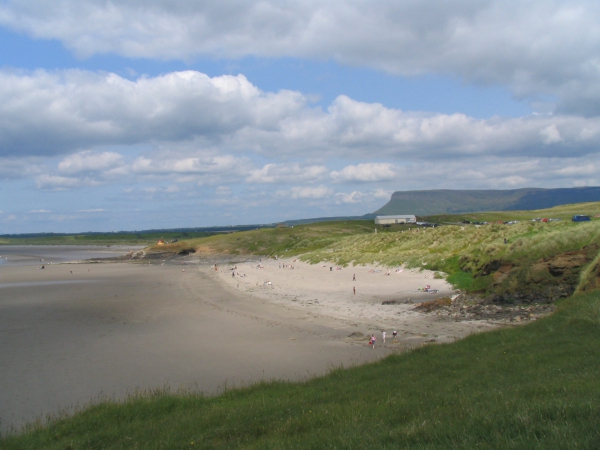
{"left": 206, "top": 257, "right": 498, "bottom": 344}
{"left": 1, "top": 250, "right": 500, "bottom": 432}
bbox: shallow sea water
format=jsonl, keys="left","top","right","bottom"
{"left": 0, "top": 245, "right": 142, "bottom": 267}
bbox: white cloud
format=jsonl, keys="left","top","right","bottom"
{"left": 29, "top": 209, "right": 51, "bottom": 213}
{"left": 2, "top": 1, "right": 600, "bottom": 115}
{"left": 58, "top": 151, "right": 123, "bottom": 174}
{"left": 124, "top": 186, "right": 178, "bottom": 194}
{"left": 332, "top": 188, "right": 399, "bottom": 206}
{"left": 373, "top": 188, "right": 392, "bottom": 199}
{"left": 277, "top": 185, "right": 334, "bottom": 200}
{"left": 3, "top": 70, "right": 600, "bottom": 165}
{"left": 540, "top": 124, "right": 564, "bottom": 144}
{"left": 0, "top": 69, "right": 306, "bottom": 157}
{"left": 35, "top": 174, "right": 99, "bottom": 190}
{"left": 334, "top": 191, "right": 366, "bottom": 204}
{"left": 246, "top": 163, "right": 327, "bottom": 184}
{"left": 330, "top": 163, "right": 395, "bottom": 183}
{"left": 1, "top": 67, "right": 599, "bottom": 205}
{"left": 77, "top": 209, "right": 106, "bottom": 212}
{"left": 130, "top": 154, "right": 249, "bottom": 176}
{"left": 378, "top": 154, "right": 600, "bottom": 190}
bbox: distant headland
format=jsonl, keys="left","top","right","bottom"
{"left": 374, "top": 186, "right": 600, "bottom": 216}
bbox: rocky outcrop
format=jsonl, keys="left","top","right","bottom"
{"left": 485, "top": 245, "right": 599, "bottom": 304}
{"left": 417, "top": 293, "right": 555, "bottom": 323}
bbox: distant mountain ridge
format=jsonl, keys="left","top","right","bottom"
{"left": 374, "top": 187, "right": 600, "bottom": 216}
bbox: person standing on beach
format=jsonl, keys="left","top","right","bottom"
{"left": 353, "top": 273, "right": 356, "bottom": 281}
{"left": 393, "top": 330, "right": 397, "bottom": 339}
{"left": 371, "top": 334, "right": 376, "bottom": 348}
{"left": 353, "top": 286, "right": 356, "bottom": 295}
{"left": 382, "top": 331, "right": 386, "bottom": 343}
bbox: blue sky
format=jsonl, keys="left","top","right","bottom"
{"left": 1, "top": 1, "right": 599, "bottom": 233}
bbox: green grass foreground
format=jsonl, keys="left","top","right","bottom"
{"left": 3, "top": 291, "right": 600, "bottom": 449}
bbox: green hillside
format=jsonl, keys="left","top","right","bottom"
{"left": 374, "top": 186, "right": 600, "bottom": 216}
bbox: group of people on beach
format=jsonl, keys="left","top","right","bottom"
{"left": 368, "top": 330, "right": 398, "bottom": 348}
{"left": 418, "top": 284, "right": 439, "bottom": 293}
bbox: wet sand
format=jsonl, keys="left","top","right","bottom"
{"left": 0, "top": 261, "right": 388, "bottom": 432}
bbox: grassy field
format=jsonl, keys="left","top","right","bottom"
{"left": 425, "top": 201, "right": 600, "bottom": 224}
{"left": 3, "top": 290, "right": 600, "bottom": 449}
{"left": 155, "top": 220, "right": 378, "bottom": 257}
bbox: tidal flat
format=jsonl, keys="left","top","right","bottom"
{"left": 0, "top": 248, "right": 388, "bottom": 432}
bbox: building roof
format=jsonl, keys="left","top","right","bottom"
{"left": 375, "top": 215, "right": 416, "bottom": 219}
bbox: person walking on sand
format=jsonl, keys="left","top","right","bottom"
{"left": 353, "top": 286, "right": 356, "bottom": 295}
{"left": 353, "top": 273, "right": 356, "bottom": 281}
{"left": 371, "top": 334, "right": 376, "bottom": 348}
{"left": 393, "top": 330, "right": 397, "bottom": 339}
{"left": 382, "top": 331, "right": 386, "bottom": 343}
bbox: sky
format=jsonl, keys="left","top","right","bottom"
{"left": 1, "top": 1, "right": 600, "bottom": 233}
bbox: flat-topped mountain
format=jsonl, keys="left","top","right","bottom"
{"left": 374, "top": 186, "right": 600, "bottom": 216}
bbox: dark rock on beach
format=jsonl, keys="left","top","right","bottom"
{"left": 416, "top": 293, "right": 556, "bottom": 324}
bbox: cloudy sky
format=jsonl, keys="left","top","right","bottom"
{"left": 1, "top": 0, "right": 600, "bottom": 233}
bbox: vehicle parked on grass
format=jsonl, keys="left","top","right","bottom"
{"left": 572, "top": 215, "right": 591, "bottom": 222}
{"left": 416, "top": 222, "right": 439, "bottom": 227}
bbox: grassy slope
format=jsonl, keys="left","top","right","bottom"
{"left": 302, "top": 214, "right": 600, "bottom": 292}
{"left": 425, "top": 201, "right": 600, "bottom": 223}
{"left": 155, "top": 220, "right": 377, "bottom": 257}
{"left": 155, "top": 203, "right": 600, "bottom": 294}
{"left": 3, "top": 291, "right": 600, "bottom": 449}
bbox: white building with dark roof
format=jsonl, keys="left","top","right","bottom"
{"left": 374, "top": 215, "right": 416, "bottom": 225}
